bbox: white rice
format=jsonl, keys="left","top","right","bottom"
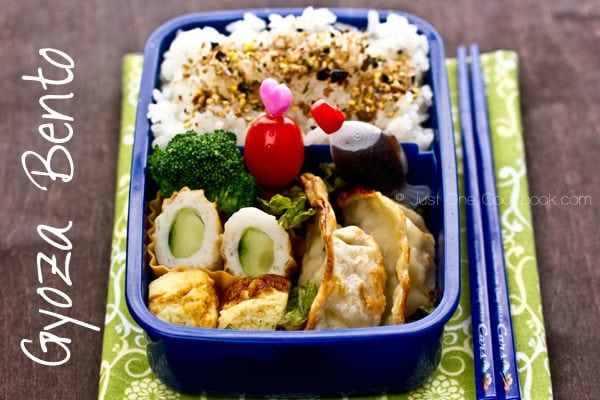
{"left": 148, "top": 7, "right": 434, "bottom": 150}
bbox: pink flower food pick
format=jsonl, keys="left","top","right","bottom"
{"left": 259, "top": 78, "right": 292, "bottom": 117}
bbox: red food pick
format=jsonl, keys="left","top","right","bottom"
{"left": 310, "top": 99, "right": 346, "bottom": 134}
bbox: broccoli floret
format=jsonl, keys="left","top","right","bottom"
{"left": 209, "top": 171, "right": 260, "bottom": 217}
{"left": 148, "top": 130, "right": 260, "bottom": 216}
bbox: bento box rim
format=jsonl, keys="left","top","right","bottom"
{"left": 126, "top": 7, "right": 460, "bottom": 343}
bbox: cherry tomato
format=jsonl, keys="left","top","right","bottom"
{"left": 244, "top": 113, "right": 304, "bottom": 189}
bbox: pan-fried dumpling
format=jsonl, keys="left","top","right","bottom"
{"left": 296, "top": 173, "right": 337, "bottom": 293}
{"left": 153, "top": 187, "right": 223, "bottom": 270}
{"left": 298, "top": 173, "right": 387, "bottom": 329}
{"left": 338, "top": 188, "right": 436, "bottom": 323}
{"left": 338, "top": 188, "right": 410, "bottom": 324}
{"left": 398, "top": 202, "right": 436, "bottom": 317}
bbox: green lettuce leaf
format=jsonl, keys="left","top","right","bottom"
{"left": 258, "top": 185, "right": 316, "bottom": 230}
{"left": 278, "top": 282, "right": 318, "bottom": 330}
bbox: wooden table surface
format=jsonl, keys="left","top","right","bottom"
{"left": 2, "top": 0, "right": 598, "bottom": 398}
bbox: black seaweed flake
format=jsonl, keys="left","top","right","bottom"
{"left": 316, "top": 68, "right": 331, "bottom": 81}
{"left": 237, "top": 81, "right": 250, "bottom": 94}
{"left": 215, "top": 51, "right": 227, "bottom": 62}
{"left": 329, "top": 69, "right": 349, "bottom": 83}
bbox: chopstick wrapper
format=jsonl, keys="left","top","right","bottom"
{"left": 98, "top": 51, "right": 552, "bottom": 399}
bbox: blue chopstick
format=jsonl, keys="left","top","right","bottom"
{"left": 457, "top": 45, "right": 497, "bottom": 399}
{"left": 469, "top": 43, "right": 521, "bottom": 399}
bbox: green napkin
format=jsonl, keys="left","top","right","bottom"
{"left": 98, "top": 51, "right": 552, "bottom": 399}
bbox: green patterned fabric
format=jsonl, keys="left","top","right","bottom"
{"left": 98, "top": 51, "right": 552, "bottom": 399}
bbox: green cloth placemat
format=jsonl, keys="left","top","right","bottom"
{"left": 98, "top": 51, "right": 552, "bottom": 399}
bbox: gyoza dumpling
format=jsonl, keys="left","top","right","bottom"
{"left": 298, "top": 173, "right": 387, "bottom": 329}
{"left": 338, "top": 188, "right": 410, "bottom": 324}
{"left": 153, "top": 187, "right": 223, "bottom": 270}
{"left": 397, "top": 202, "right": 437, "bottom": 317}
{"left": 221, "top": 207, "right": 296, "bottom": 278}
{"left": 338, "top": 188, "right": 436, "bottom": 323}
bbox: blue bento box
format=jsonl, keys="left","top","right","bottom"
{"left": 125, "top": 8, "right": 460, "bottom": 397}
